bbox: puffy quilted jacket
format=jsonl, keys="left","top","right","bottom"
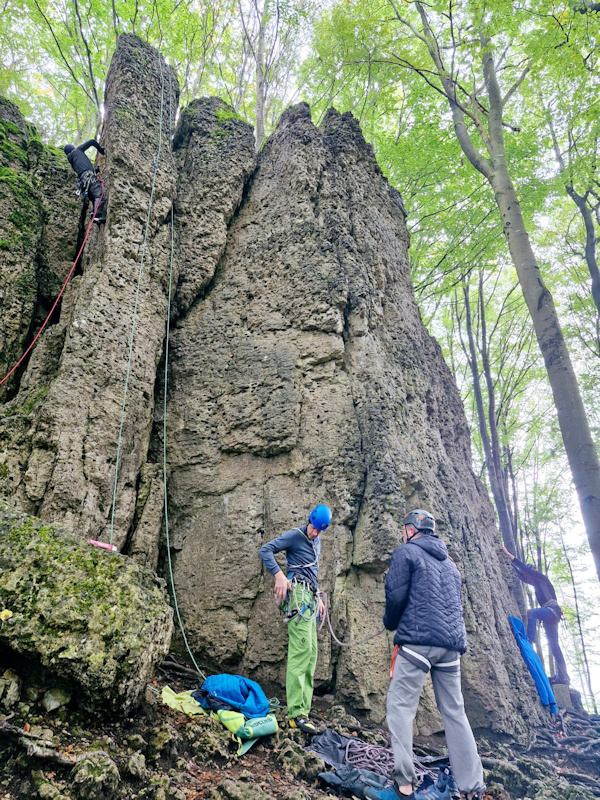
{"left": 383, "top": 535, "right": 467, "bottom": 653}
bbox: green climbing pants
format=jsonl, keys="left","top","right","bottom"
{"left": 285, "top": 584, "right": 318, "bottom": 718}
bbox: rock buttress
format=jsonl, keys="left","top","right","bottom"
{"left": 1, "top": 36, "right": 548, "bottom": 734}
{"left": 161, "top": 103, "right": 545, "bottom": 732}
{"left": 0, "top": 97, "right": 79, "bottom": 500}
{"left": 19, "top": 35, "right": 179, "bottom": 546}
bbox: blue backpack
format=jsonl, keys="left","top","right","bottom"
{"left": 192, "top": 674, "right": 270, "bottom": 719}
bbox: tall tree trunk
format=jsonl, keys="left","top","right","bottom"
{"left": 462, "top": 280, "right": 519, "bottom": 556}
{"left": 489, "top": 160, "right": 600, "bottom": 581}
{"left": 561, "top": 532, "right": 598, "bottom": 712}
{"left": 566, "top": 188, "right": 600, "bottom": 315}
{"left": 461, "top": 280, "right": 525, "bottom": 611}
{"left": 254, "top": 10, "right": 266, "bottom": 152}
{"left": 413, "top": 2, "right": 600, "bottom": 580}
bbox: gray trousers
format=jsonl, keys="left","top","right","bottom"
{"left": 387, "top": 645, "right": 485, "bottom": 793}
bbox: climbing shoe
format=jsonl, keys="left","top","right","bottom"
{"left": 364, "top": 786, "right": 412, "bottom": 800}
{"left": 414, "top": 769, "right": 452, "bottom": 800}
{"left": 288, "top": 716, "right": 320, "bottom": 734}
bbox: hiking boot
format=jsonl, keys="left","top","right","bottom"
{"left": 414, "top": 769, "right": 452, "bottom": 800}
{"left": 364, "top": 787, "right": 411, "bottom": 800}
{"left": 288, "top": 716, "right": 320, "bottom": 734}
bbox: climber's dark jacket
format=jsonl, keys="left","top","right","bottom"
{"left": 66, "top": 139, "right": 105, "bottom": 177}
{"left": 510, "top": 558, "right": 557, "bottom": 608}
{"left": 383, "top": 534, "right": 467, "bottom": 653}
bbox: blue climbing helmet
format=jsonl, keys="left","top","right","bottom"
{"left": 63, "top": 144, "right": 75, "bottom": 155}
{"left": 309, "top": 504, "right": 332, "bottom": 531}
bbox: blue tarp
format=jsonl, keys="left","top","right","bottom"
{"left": 509, "top": 615, "right": 557, "bottom": 714}
{"left": 192, "top": 674, "right": 270, "bottom": 719}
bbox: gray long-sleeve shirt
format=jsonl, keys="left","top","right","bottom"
{"left": 259, "top": 525, "right": 321, "bottom": 590}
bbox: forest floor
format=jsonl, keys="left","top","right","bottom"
{"left": 1, "top": 656, "right": 599, "bottom": 800}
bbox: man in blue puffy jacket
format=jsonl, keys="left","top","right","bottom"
{"left": 365, "top": 510, "right": 484, "bottom": 800}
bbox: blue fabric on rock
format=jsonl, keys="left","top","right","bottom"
{"left": 509, "top": 615, "right": 557, "bottom": 713}
{"left": 192, "top": 674, "right": 270, "bottom": 719}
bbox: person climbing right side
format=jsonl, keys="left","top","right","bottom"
{"left": 259, "top": 504, "right": 332, "bottom": 735}
{"left": 364, "top": 510, "right": 485, "bottom": 800}
{"left": 63, "top": 139, "right": 106, "bottom": 223}
{"left": 500, "top": 545, "right": 569, "bottom": 685}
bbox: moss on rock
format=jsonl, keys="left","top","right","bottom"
{"left": 0, "top": 505, "right": 173, "bottom": 715}
{"left": 69, "top": 753, "right": 121, "bottom": 799}
{"left": 210, "top": 779, "right": 276, "bottom": 800}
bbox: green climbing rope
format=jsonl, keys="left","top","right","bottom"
{"left": 109, "top": 50, "right": 166, "bottom": 546}
{"left": 162, "top": 63, "right": 208, "bottom": 684}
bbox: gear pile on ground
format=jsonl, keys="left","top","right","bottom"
{"left": 0, "top": 655, "right": 599, "bottom": 800}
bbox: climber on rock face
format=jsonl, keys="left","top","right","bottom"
{"left": 258, "top": 504, "right": 332, "bottom": 735}
{"left": 500, "top": 545, "right": 569, "bottom": 686}
{"left": 63, "top": 140, "right": 106, "bottom": 223}
{"left": 364, "top": 510, "right": 485, "bottom": 800}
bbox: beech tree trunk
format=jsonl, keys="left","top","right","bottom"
{"left": 490, "top": 164, "right": 600, "bottom": 580}
{"left": 462, "top": 281, "right": 519, "bottom": 557}
{"left": 413, "top": 3, "right": 600, "bottom": 580}
{"left": 255, "top": 11, "right": 266, "bottom": 151}
{"left": 461, "top": 279, "right": 525, "bottom": 612}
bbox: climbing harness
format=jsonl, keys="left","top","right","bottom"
{"left": 283, "top": 577, "right": 319, "bottom": 625}
{"left": 0, "top": 177, "right": 105, "bottom": 390}
{"left": 281, "top": 529, "right": 385, "bottom": 647}
{"left": 76, "top": 169, "right": 95, "bottom": 199}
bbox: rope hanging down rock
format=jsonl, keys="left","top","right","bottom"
{"left": 285, "top": 586, "right": 386, "bottom": 648}
{"left": 108, "top": 48, "right": 167, "bottom": 547}
{"left": 161, "top": 60, "right": 207, "bottom": 684}
{"left": 0, "top": 179, "right": 105, "bottom": 389}
{"left": 318, "top": 591, "right": 386, "bottom": 648}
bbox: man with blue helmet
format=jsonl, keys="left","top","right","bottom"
{"left": 259, "top": 504, "right": 332, "bottom": 734}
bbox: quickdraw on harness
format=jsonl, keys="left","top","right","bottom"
{"left": 76, "top": 169, "right": 97, "bottom": 200}
{"left": 283, "top": 578, "right": 320, "bottom": 625}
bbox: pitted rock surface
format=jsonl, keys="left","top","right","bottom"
{"left": 0, "top": 35, "right": 546, "bottom": 733}
{"left": 162, "top": 102, "right": 544, "bottom": 730}
{"left": 21, "top": 35, "right": 179, "bottom": 546}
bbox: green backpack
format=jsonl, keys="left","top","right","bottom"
{"left": 212, "top": 709, "right": 279, "bottom": 755}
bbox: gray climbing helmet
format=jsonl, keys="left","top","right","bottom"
{"left": 403, "top": 509, "right": 435, "bottom": 532}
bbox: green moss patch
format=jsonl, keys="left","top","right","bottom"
{"left": 0, "top": 506, "right": 173, "bottom": 715}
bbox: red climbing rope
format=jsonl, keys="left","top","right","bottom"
{"left": 0, "top": 178, "right": 104, "bottom": 389}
